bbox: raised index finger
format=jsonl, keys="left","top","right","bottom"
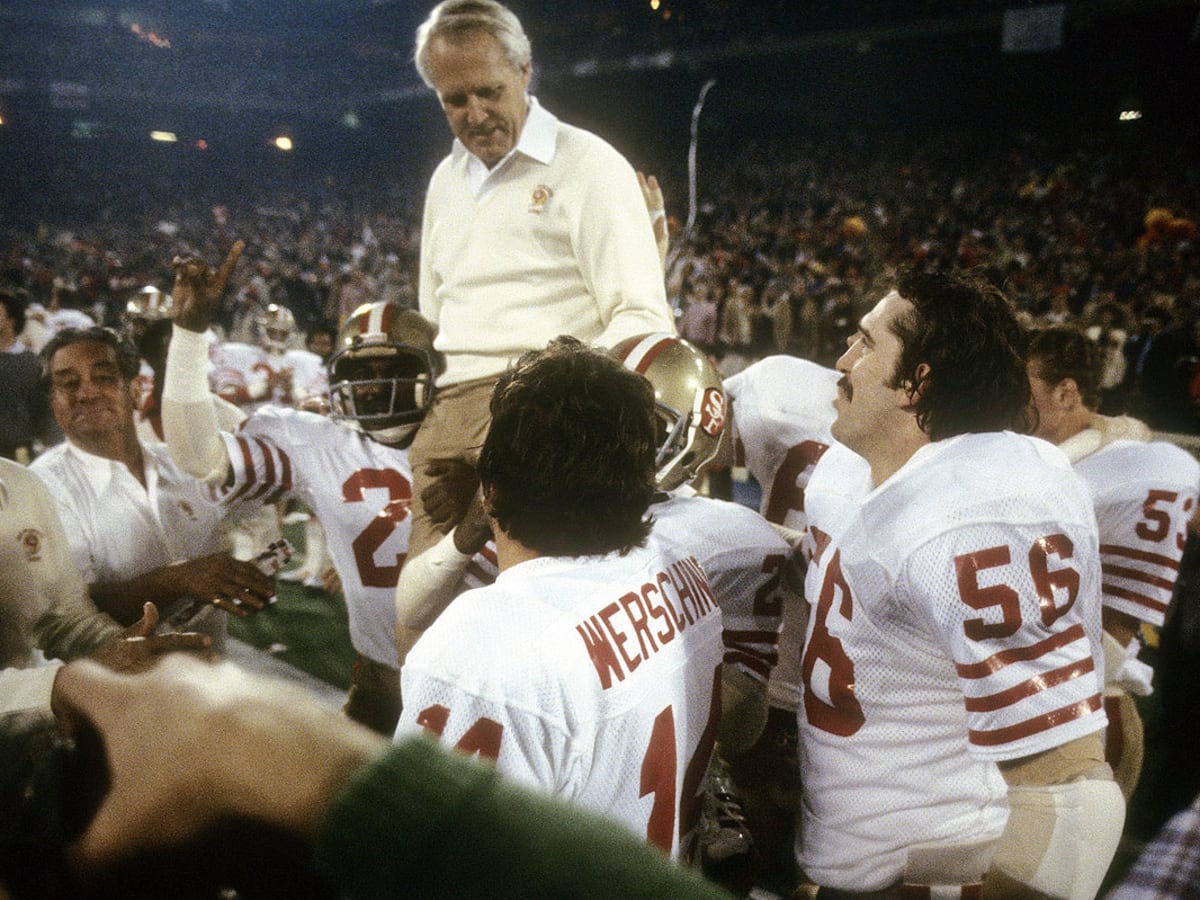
{"left": 212, "top": 239, "right": 245, "bottom": 291}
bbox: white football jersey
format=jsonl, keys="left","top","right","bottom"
{"left": 217, "top": 406, "right": 413, "bottom": 667}
{"left": 417, "top": 492, "right": 788, "bottom": 687}
{"left": 1073, "top": 439, "right": 1199, "bottom": 628}
{"left": 650, "top": 491, "right": 789, "bottom": 686}
{"left": 281, "top": 348, "right": 329, "bottom": 405}
{"left": 398, "top": 532, "right": 725, "bottom": 860}
{"left": 798, "top": 432, "right": 1107, "bottom": 891}
{"left": 724, "top": 355, "right": 839, "bottom": 711}
{"left": 211, "top": 341, "right": 270, "bottom": 409}
{"left": 724, "top": 356, "right": 839, "bottom": 531}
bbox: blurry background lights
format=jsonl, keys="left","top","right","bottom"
{"left": 1119, "top": 109, "right": 1143, "bottom": 121}
{"left": 150, "top": 130, "right": 178, "bottom": 142}
{"left": 274, "top": 136, "right": 294, "bottom": 151}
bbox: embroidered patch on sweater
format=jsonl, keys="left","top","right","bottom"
{"left": 529, "top": 185, "right": 552, "bottom": 213}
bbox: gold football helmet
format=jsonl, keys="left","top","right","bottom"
{"left": 328, "top": 302, "right": 439, "bottom": 445}
{"left": 253, "top": 303, "right": 298, "bottom": 353}
{"left": 611, "top": 332, "right": 727, "bottom": 491}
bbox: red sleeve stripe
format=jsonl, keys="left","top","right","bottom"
{"left": 225, "top": 435, "right": 259, "bottom": 503}
{"left": 955, "top": 624, "right": 1086, "bottom": 679}
{"left": 247, "top": 437, "right": 279, "bottom": 502}
{"left": 963, "top": 657, "right": 1095, "bottom": 713}
{"left": 1102, "top": 561, "right": 1177, "bottom": 592}
{"left": 278, "top": 442, "right": 293, "bottom": 494}
{"left": 968, "top": 694, "right": 1102, "bottom": 746}
{"left": 1100, "top": 544, "right": 1181, "bottom": 571}
{"left": 1102, "top": 583, "right": 1169, "bottom": 615}
{"left": 723, "top": 649, "right": 776, "bottom": 680}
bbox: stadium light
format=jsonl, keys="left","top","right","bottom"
{"left": 274, "top": 136, "right": 294, "bottom": 151}
{"left": 1119, "top": 109, "right": 1142, "bottom": 122}
{"left": 150, "top": 130, "right": 178, "bottom": 142}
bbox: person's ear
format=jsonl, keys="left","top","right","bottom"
{"left": 1055, "top": 377, "right": 1081, "bottom": 409}
{"left": 904, "top": 362, "right": 932, "bottom": 406}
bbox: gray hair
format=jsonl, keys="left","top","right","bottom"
{"left": 414, "top": 0, "right": 532, "bottom": 88}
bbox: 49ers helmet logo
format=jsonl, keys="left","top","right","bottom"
{"left": 699, "top": 387, "right": 726, "bottom": 437}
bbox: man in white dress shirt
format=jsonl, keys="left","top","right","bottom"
{"left": 30, "top": 327, "right": 274, "bottom": 640}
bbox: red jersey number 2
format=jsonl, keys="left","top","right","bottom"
{"left": 342, "top": 468, "right": 412, "bottom": 588}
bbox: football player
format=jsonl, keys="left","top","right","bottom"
{"left": 395, "top": 334, "right": 796, "bottom": 752}
{"left": 717, "top": 353, "right": 839, "bottom": 893}
{"left": 1026, "top": 323, "right": 1200, "bottom": 798}
{"left": 210, "top": 303, "right": 324, "bottom": 413}
{"left": 797, "top": 269, "right": 1120, "bottom": 897}
{"left": 392, "top": 333, "right": 796, "bottom": 891}
{"left": 164, "top": 241, "right": 446, "bottom": 735}
{"left": 395, "top": 337, "right": 724, "bottom": 861}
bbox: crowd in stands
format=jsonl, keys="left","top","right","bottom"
{"left": 663, "top": 128, "right": 1199, "bottom": 432}
{"left": 2, "top": 125, "right": 1198, "bottom": 442}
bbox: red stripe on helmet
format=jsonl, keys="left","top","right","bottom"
{"left": 620, "top": 334, "right": 675, "bottom": 374}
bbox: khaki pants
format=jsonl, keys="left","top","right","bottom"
{"left": 407, "top": 376, "right": 495, "bottom": 560}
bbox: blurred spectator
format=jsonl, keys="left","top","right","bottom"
{"left": 1084, "top": 298, "right": 1130, "bottom": 414}
{"left": 0, "top": 289, "right": 57, "bottom": 461}
{"left": 678, "top": 277, "right": 720, "bottom": 353}
{"left": 1125, "top": 306, "right": 1195, "bottom": 433}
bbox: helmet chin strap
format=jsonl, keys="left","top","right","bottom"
{"left": 367, "top": 421, "right": 420, "bottom": 446}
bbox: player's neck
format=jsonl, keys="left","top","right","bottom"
{"left": 868, "top": 429, "right": 929, "bottom": 489}
{"left": 493, "top": 529, "right": 540, "bottom": 573}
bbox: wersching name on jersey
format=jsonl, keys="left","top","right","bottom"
{"left": 575, "top": 555, "right": 718, "bottom": 689}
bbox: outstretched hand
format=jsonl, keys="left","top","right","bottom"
{"left": 171, "top": 239, "right": 245, "bottom": 333}
{"left": 54, "top": 655, "right": 383, "bottom": 871}
{"left": 637, "top": 171, "right": 668, "bottom": 271}
{"left": 86, "top": 602, "right": 213, "bottom": 675}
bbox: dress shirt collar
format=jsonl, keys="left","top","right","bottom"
{"left": 62, "top": 439, "right": 154, "bottom": 497}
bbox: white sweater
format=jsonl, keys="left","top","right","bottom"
{"left": 419, "top": 98, "right": 674, "bottom": 386}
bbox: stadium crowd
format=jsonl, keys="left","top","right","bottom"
{"left": 4, "top": 126, "right": 1199, "bottom": 442}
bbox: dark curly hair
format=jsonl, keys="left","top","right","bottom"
{"left": 1024, "top": 324, "right": 1104, "bottom": 412}
{"left": 39, "top": 326, "right": 141, "bottom": 391}
{"left": 478, "top": 336, "right": 657, "bottom": 557}
{"left": 890, "top": 267, "right": 1034, "bottom": 439}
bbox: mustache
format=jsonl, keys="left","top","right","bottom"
{"left": 837, "top": 376, "right": 852, "bottom": 400}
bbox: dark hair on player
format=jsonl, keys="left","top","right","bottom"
{"left": 1025, "top": 324, "right": 1105, "bottom": 412}
{"left": 478, "top": 335, "right": 657, "bottom": 557}
{"left": 39, "top": 326, "right": 141, "bottom": 391}
{"left": 890, "top": 266, "right": 1034, "bottom": 440}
